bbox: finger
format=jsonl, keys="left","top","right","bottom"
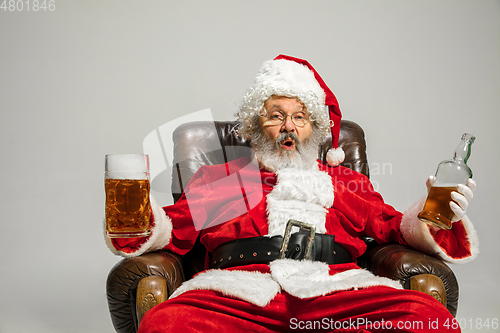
{"left": 466, "top": 178, "right": 477, "bottom": 192}
{"left": 450, "top": 201, "right": 465, "bottom": 222}
{"left": 457, "top": 184, "right": 473, "bottom": 202}
{"left": 426, "top": 176, "right": 436, "bottom": 192}
{"left": 451, "top": 191, "right": 469, "bottom": 211}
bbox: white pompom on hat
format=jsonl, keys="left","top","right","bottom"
{"left": 256, "top": 55, "right": 344, "bottom": 166}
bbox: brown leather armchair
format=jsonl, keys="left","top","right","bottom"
{"left": 106, "top": 120, "right": 459, "bottom": 333}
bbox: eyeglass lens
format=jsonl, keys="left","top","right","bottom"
{"left": 265, "top": 111, "right": 309, "bottom": 127}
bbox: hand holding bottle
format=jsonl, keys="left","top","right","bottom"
{"left": 418, "top": 133, "right": 476, "bottom": 229}
{"left": 425, "top": 175, "right": 476, "bottom": 223}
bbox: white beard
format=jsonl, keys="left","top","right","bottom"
{"left": 252, "top": 131, "right": 321, "bottom": 172}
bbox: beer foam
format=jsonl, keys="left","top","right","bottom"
{"left": 106, "top": 171, "right": 149, "bottom": 180}
{"left": 105, "top": 154, "right": 149, "bottom": 179}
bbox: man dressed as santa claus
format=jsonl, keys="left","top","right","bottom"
{"left": 107, "top": 55, "right": 478, "bottom": 332}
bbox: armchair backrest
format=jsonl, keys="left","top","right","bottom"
{"left": 171, "top": 120, "right": 369, "bottom": 202}
{"left": 169, "top": 119, "right": 369, "bottom": 279}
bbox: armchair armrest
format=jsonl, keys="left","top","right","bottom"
{"left": 360, "top": 243, "right": 459, "bottom": 317}
{"left": 106, "top": 251, "right": 185, "bottom": 333}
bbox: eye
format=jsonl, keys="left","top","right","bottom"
{"left": 269, "top": 111, "right": 284, "bottom": 120}
{"left": 293, "top": 112, "right": 307, "bottom": 121}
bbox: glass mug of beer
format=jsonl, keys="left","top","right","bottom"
{"left": 105, "top": 154, "right": 151, "bottom": 238}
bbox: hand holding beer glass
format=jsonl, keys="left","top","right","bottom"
{"left": 105, "top": 154, "right": 151, "bottom": 238}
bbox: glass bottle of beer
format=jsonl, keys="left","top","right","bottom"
{"left": 418, "top": 133, "right": 475, "bottom": 230}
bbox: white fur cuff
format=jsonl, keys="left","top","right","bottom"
{"left": 400, "top": 196, "right": 479, "bottom": 264}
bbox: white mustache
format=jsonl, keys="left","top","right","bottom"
{"left": 275, "top": 132, "right": 300, "bottom": 151}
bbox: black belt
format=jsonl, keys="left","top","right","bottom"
{"left": 211, "top": 221, "right": 352, "bottom": 270}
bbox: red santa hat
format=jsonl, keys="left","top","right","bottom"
{"left": 240, "top": 55, "right": 344, "bottom": 166}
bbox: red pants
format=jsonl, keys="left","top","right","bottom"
{"left": 138, "top": 286, "right": 459, "bottom": 333}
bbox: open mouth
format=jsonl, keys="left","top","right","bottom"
{"left": 281, "top": 138, "right": 295, "bottom": 151}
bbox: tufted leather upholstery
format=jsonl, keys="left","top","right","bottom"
{"left": 171, "top": 120, "right": 368, "bottom": 202}
{"left": 106, "top": 120, "right": 459, "bottom": 333}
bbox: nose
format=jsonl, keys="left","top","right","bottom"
{"left": 281, "top": 115, "right": 295, "bottom": 132}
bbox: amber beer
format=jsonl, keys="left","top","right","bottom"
{"left": 418, "top": 185, "right": 457, "bottom": 230}
{"left": 105, "top": 154, "right": 151, "bottom": 238}
{"left": 418, "top": 133, "right": 475, "bottom": 229}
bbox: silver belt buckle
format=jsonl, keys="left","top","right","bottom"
{"left": 279, "top": 220, "right": 316, "bottom": 260}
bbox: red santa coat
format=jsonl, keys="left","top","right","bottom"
{"left": 108, "top": 156, "right": 478, "bottom": 307}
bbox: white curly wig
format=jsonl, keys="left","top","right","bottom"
{"left": 235, "top": 59, "right": 332, "bottom": 140}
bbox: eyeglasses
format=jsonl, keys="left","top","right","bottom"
{"left": 260, "top": 111, "right": 311, "bottom": 127}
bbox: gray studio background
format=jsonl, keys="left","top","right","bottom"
{"left": 1, "top": 1, "right": 499, "bottom": 332}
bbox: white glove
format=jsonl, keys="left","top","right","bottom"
{"left": 426, "top": 176, "right": 476, "bottom": 222}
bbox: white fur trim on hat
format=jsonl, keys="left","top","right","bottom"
{"left": 254, "top": 59, "right": 326, "bottom": 105}
{"left": 237, "top": 58, "right": 332, "bottom": 139}
{"left": 326, "top": 147, "right": 345, "bottom": 166}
